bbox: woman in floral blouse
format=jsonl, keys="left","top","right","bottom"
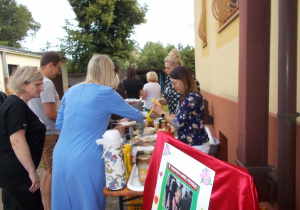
{"left": 152, "top": 66, "right": 209, "bottom": 154}
{"left": 158, "top": 48, "right": 200, "bottom": 114}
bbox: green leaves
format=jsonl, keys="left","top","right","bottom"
{"left": 135, "top": 42, "right": 195, "bottom": 76}
{"left": 0, "top": 0, "right": 40, "bottom": 48}
{"left": 62, "top": 0, "right": 147, "bottom": 73}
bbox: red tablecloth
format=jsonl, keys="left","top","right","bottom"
{"left": 143, "top": 132, "right": 259, "bottom": 210}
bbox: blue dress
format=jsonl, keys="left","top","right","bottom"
{"left": 51, "top": 84, "right": 143, "bottom": 210}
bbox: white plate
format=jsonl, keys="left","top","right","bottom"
{"left": 125, "top": 98, "right": 142, "bottom": 103}
{"left": 118, "top": 121, "right": 136, "bottom": 126}
{"left": 127, "top": 164, "right": 144, "bottom": 192}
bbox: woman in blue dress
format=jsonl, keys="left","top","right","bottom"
{"left": 51, "top": 54, "right": 144, "bottom": 209}
{"left": 151, "top": 66, "right": 209, "bottom": 154}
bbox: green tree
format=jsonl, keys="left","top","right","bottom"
{"left": 179, "top": 45, "right": 195, "bottom": 75}
{"left": 136, "top": 41, "right": 167, "bottom": 70}
{"left": 0, "top": 0, "right": 40, "bottom": 48}
{"left": 61, "top": 0, "right": 147, "bottom": 73}
{"left": 136, "top": 42, "right": 195, "bottom": 74}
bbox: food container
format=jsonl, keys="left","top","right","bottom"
{"left": 96, "top": 130, "right": 126, "bottom": 190}
{"left": 136, "top": 151, "right": 152, "bottom": 185}
{"left": 131, "top": 146, "right": 154, "bottom": 164}
{"left": 123, "top": 144, "right": 132, "bottom": 179}
{"left": 160, "top": 119, "right": 166, "bottom": 128}
{"left": 143, "top": 119, "right": 149, "bottom": 127}
{"left": 132, "top": 133, "right": 157, "bottom": 146}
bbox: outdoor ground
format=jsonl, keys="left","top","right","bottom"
{"left": 0, "top": 168, "right": 278, "bottom": 210}
{"left": 0, "top": 166, "right": 127, "bottom": 210}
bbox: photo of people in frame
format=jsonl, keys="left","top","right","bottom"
{"left": 162, "top": 173, "right": 193, "bottom": 210}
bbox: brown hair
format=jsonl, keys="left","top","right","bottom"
{"left": 125, "top": 66, "right": 136, "bottom": 80}
{"left": 169, "top": 66, "right": 197, "bottom": 99}
{"left": 40, "top": 51, "right": 63, "bottom": 67}
{"left": 114, "top": 63, "right": 120, "bottom": 74}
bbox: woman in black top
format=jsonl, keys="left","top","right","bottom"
{"left": 0, "top": 91, "right": 7, "bottom": 106}
{"left": 0, "top": 66, "right": 45, "bottom": 210}
{"left": 122, "top": 66, "right": 142, "bottom": 99}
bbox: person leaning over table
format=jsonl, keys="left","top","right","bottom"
{"left": 151, "top": 66, "right": 210, "bottom": 154}
{"left": 157, "top": 48, "right": 200, "bottom": 114}
{"left": 0, "top": 66, "right": 45, "bottom": 210}
{"left": 51, "top": 54, "right": 144, "bottom": 210}
{"left": 28, "top": 51, "right": 63, "bottom": 210}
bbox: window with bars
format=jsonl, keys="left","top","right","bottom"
{"left": 212, "top": 0, "right": 239, "bottom": 30}
{"left": 198, "top": 0, "right": 239, "bottom": 46}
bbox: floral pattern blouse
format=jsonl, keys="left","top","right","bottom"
{"left": 173, "top": 91, "right": 209, "bottom": 146}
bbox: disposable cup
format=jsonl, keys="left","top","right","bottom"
{"left": 144, "top": 119, "right": 149, "bottom": 127}
{"left": 154, "top": 122, "right": 159, "bottom": 129}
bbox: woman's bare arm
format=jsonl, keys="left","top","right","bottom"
{"left": 10, "top": 130, "right": 40, "bottom": 193}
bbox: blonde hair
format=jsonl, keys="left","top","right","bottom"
{"left": 8, "top": 66, "right": 43, "bottom": 93}
{"left": 176, "top": 187, "right": 182, "bottom": 197}
{"left": 164, "top": 48, "right": 183, "bottom": 66}
{"left": 85, "top": 54, "right": 119, "bottom": 89}
{"left": 146, "top": 71, "right": 158, "bottom": 82}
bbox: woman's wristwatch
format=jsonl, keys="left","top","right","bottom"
{"left": 161, "top": 112, "right": 166, "bottom": 118}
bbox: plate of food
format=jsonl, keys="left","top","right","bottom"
{"left": 131, "top": 133, "right": 157, "bottom": 146}
{"left": 143, "top": 127, "right": 157, "bottom": 135}
{"left": 118, "top": 121, "right": 136, "bottom": 126}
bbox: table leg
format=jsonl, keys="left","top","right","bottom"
{"left": 119, "top": 196, "right": 123, "bottom": 210}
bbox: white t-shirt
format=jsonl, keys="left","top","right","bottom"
{"left": 28, "top": 76, "right": 60, "bottom": 135}
{"left": 143, "top": 82, "right": 161, "bottom": 109}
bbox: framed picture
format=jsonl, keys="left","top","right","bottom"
{"left": 143, "top": 132, "right": 259, "bottom": 210}
{"left": 152, "top": 143, "right": 215, "bottom": 210}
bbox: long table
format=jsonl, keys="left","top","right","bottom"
{"left": 103, "top": 186, "right": 143, "bottom": 210}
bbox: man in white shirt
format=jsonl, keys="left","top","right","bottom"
{"left": 28, "top": 51, "right": 62, "bottom": 210}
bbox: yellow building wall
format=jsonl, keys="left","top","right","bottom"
{"left": 0, "top": 57, "right": 4, "bottom": 92}
{"left": 194, "top": 0, "right": 240, "bottom": 164}
{"left": 194, "top": 0, "right": 299, "bottom": 208}
{"left": 194, "top": 0, "right": 239, "bottom": 102}
{"left": 194, "top": 0, "right": 300, "bottom": 132}
{"left": 195, "top": 0, "right": 299, "bottom": 123}
{"left": 0, "top": 52, "right": 41, "bottom": 93}
{"left": 269, "top": 0, "right": 279, "bottom": 115}
{"left": 5, "top": 53, "right": 41, "bottom": 69}
{"left": 62, "top": 62, "right": 69, "bottom": 92}
{"left": 0, "top": 50, "right": 69, "bottom": 94}
{"left": 298, "top": 5, "right": 300, "bottom": 123}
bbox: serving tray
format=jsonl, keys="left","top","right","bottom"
{"left": 127, "top": 164, "right": 144, "bottom": 192}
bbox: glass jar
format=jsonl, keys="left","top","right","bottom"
{"left": 160, "top": 119, "right": 166, "bottom": 128}
{"left": 137, "top": 154, "right": 151, "bottom": 185}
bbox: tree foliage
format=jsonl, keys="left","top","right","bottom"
{"left": 61, "top": 0, "right": 147, "bottom": 73}
{"left": 0, "top": 0, "right": 40, "bottom": 48}
{"left": 135, "top": 42, "right": 195, "bottom": 75}
{"left": 136, "top": 41, "right": 167, "bottom": 70}
{"left": 180, "top": 45, "right": 195, "bottom": 75}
